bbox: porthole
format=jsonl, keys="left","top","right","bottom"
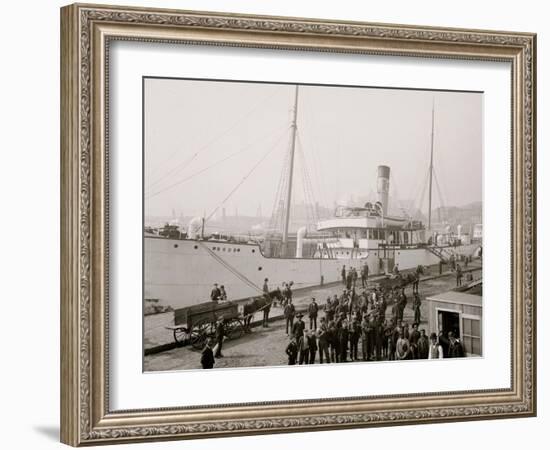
{"left": 194, "top": 245, "right": 198, "bottom": 250}
{"left": 258, "top": 267, "right": 262, "bottom": 271}
{"left": 174, "top": 244, "right": 178, "bottom": 248}
{"left": 252, "top": 249, "right": 255, "bottom": 253}
{"left": 223, "top": 248, "right": 226, "bottom": 251}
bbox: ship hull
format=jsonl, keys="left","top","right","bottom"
{"left": 145, "top": 237, "right": 480, "bottom": 309}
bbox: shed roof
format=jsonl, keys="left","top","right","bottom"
{"left": 426, "top": 290, "right": 483, "bottom": 308}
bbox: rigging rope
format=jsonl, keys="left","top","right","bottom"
{"left": 296, "top": 132, "right": 320, "bottom": 228}
{"left": 198, "top": 242, "right": 264, "bottom": 293}
{"left": 145, "top": 125, "right": 288, "bottom": 199}
{"left": 432, "top": 169, "right": 448, "bottom": 221}
{"left": 205, "top": 130, "right": 287, "bottom": 223}
{"left": 145, "top": 87, "right": 285, "bottom": 191}
{"left": 416, "top": 167, "right": 431, "bottom": 218}
{"left": 268, "top": 133, "right": 292, "bottom": 233}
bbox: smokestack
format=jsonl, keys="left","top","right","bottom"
{"left": 377, "top": 165, "right": 390, "bottom": 217}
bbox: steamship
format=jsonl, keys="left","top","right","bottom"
{"left": 144, "top": 86, "right": 481, "bottom": 309}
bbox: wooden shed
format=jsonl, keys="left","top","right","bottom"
{"left": 426, "top": 288, "right": 482, "bottom": 356}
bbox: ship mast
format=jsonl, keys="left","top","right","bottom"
{"left": 428, "top": 100, "right": 435, "bottom": 231}
{"left": 282, "top": 85, "right": 299, "bottom": 250}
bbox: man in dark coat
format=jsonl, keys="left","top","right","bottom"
{"left": 283, "top": 300, "right": 296, "bottom": 335}
{"left": 409, "top": 322, "right": 421, "bottom": 359}
{"left": 292, "top": 313, "right": 306, "bottom": 341}
{"left": 448, "top": 331, "right": 465, "bottom": 358}
{"left": 438, "top": 331, "right": 450, "bottom": 358}
{"left": 285, "top": 337, "right": 298, "bottom": 365}
{"left": 351, "top": 267, "right": 358, "bottom": 289}
{"left": 308, "top": 297, "right": 319, "bottom": 330}
{"left": 346, "top": 271, "right": 353, "bottom": 291}
{"left": 361, "top": 263, "right": 369, "bottom": 288}
{"left": 341, "top": 265, "right": 346, "bottom": 285}
{"left": 328, "top": 321, "right": 339, "bottom": 363}
{"left": 262, "top": 294, "right": 272, "bottom": 328}
{"left": 349, "top": 317, "right": 361, "bottom": 361}
{"left": 307, "top": 329, "right": 318, "bottom": 364}
{"left": 324, "top": 297, "right": 334, "bottom": 323}
{"left": 417, "top": 329, "right": 430, "bottom": 359}
{"left": 200, "top": 338, "right": 215, "bottom": 369}
{"left": 338, "top": 319, "right": 350, "bottom": 362}
{"left": 210, "top": 283, "right": 221, "bottom": 302}
{"left": 214, "top": 317, "right": 225, "bottom": 358}
{"left": 360, "top": 314, "right": 370, "bottom": 361}
{"left": 317, "top": 317, "right": 330, "bottom": 363}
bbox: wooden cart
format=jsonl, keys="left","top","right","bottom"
{"left": 167, "top": 301, "right": 244, "bottom": 349}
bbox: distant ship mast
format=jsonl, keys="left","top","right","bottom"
{"left": 281, "top": 85, "right": 300, "bottom": 251}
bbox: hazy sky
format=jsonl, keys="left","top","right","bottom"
{"left": 144, "top": 78, "right": 482, "bottom": 219}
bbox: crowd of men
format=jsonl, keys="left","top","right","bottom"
{"left": 283, "top": 284, "right": 464, "bottom": 366}
{"left": 202, "top": 268, "right": 467, "bottom": 369}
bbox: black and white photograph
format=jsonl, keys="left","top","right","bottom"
{"left": 143, "top": 78, "right": 483, "bottom": 371}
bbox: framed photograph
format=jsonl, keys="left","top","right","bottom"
{"left": 60, "top": 3, "right": 536, "bottom": 446}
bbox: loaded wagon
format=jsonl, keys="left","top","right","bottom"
{"left": 166, "top": 301, "right": 244, "bottom": 349}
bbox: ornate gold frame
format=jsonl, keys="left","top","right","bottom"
{"left": 60, "top": 3, "right": 536, "bottom": 446}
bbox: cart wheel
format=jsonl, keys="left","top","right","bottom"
{"left": 225, "top": 318, "right": 244, "bottom": 341}
{"left": 190, "top": 319, "right": 213, "bottom": 350}
{"left": 173, "top": 327, "right": 188, "bottom": 345}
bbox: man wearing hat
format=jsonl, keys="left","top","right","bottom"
{"left": 428, "top": 332, "right": 444, "bottom": 359}
{"left": 360, "top": 314, "right": 371, "bottom": 361}
{"left": 285, "top": 336, "right": 298, "bottom": 365}
{"left": 338, "top": 319, "right": 350, "bottom": 362}
{"left": 409, "top": 322, "right": 421, "bottom": 359}
{"left": 298, "top": 329, "right": 311, "bottom": 365}
{"left": 262, "top": 293, "right": 272, "bottom": 328}
{"left": 283, "top": 299, "right": 296, "bottom": 335}
{"left": 417, "top": 329, "right": 430, "bottom": 359}
{"left": 349, "top": 316, "right": 361, "bottom": 361}
{"left": 214, "top": 316, "right": 225, "bottom": 358}
{"left": 395, "top": 329, "right": 412, "bottom": 360}
{"left": 448, "top": 331, "right": 465, "bottom": 358}
{"left": 200, "top": 338, "right": 215, "bottom": 369}
{"left": 292, "top": 312, "right": 306, "bottom": 342}
{"left": 308, "top": 297, "right": 319, "bottom": 330}
{"left": 307, "top": 329, "right": 318, "bottom": 364}
{"left": 317, "top": 317, "right": 331, "bottom": 363}
{"left": 210, "top": 283, "right": 221, "bottom": 302}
